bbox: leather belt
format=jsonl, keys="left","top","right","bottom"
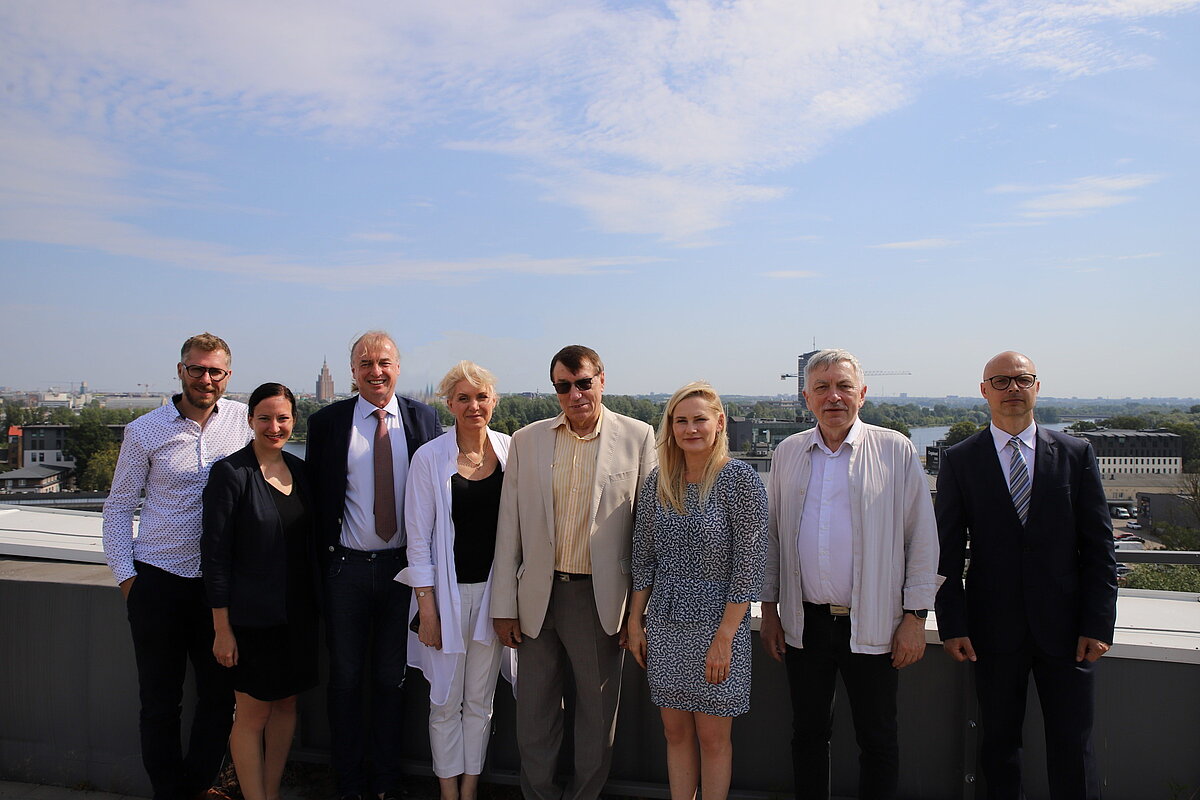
{"left": 554, "top": 571, "right": 591, "bottom": 582}
{"left": 804, "top": 601, "right": 851, "bottom": 617}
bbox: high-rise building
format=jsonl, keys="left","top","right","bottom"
{"left": 316, "top": 358, "right": 335, "bottom": 402}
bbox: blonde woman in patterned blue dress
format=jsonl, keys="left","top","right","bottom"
{"left": 626, "top": 381, "right": 768, "bottom": 800}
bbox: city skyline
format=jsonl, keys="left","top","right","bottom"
{"left": 2, "top": 2, "right": 1199, "bottom": 399}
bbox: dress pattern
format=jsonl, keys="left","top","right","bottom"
{"left": 632, "top": 459, "right": 768, "bottom": 716}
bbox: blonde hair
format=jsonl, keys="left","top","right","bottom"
{"left": 656, "top": 381, "right": 729, "bottom": 515}
{"left": 437, "top": 360, "right": 498, "bottom": 402}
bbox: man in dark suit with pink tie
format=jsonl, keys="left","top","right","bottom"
{"left": 935, "top": 351, "right": 1117, "bottom": 800}
{"left": 307, "top": 331, "right": 442, "bottom": 800}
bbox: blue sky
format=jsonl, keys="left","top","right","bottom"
{"left": 2, "top": 1, "right": 1198, "bottom": 400}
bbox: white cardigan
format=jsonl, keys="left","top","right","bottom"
{"left": 396, "top": 428, "right": 514, "bottom": 705}
{"left": 763, "top": 422, "right": 942, "bottom": 654}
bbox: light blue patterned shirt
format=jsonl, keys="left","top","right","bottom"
{"left": 103, "top": 396, "right": 251, "bottom": 583}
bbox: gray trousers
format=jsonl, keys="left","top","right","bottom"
{"left": 516, "top": 577, "right": 625, "bottom": 800}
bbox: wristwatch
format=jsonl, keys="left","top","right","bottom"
{"left": 904, "top": 609, "right": 928, "bottom": 620}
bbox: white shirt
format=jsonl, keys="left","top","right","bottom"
{"left": 103, "top": 396, "right": 252, "bottom": 583}
{"left": 797, "top": 419, "right": 863, "bottom": 607}
{"left": 342, "top": 394, "right": 410, "bottom": 550}
{"left": 990, "top": 422, "right": 1037, "bottom": 486}
{"left": 764, "top": 422, "right": 942, "bottom": 654}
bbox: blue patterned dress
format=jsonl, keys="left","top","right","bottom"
{"left": 632, "top": 459, "right": 768, "bottom": 716}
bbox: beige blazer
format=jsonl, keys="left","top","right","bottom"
{"left": 490, "top": 408, "right": 657, "bottom": 637}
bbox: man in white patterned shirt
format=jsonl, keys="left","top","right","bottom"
{"left": 103, "top": 332, "right": 252, "bottom": 800}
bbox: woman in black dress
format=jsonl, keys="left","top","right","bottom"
{"left": 202, "top": 383, "right": 318, "bottom": 800}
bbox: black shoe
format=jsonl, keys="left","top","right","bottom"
{"left": 380, "top": 790, "right": 404, "bottom": 800}
{"left": 338, "top": 794, "right": 363, "bottom": 800}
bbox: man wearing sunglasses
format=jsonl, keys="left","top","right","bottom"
{"left": 935, "top": 351, "right": 1116, "bottom": 799}
{"left": 104, "top": 332, "right": 252, "bottom": 800}
{"left": 492, "top": 344, "right": 656, "bottom": 800}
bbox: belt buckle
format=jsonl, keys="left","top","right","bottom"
{"left": 830, "top": 604, "right": 850, "bottom": 617}
{"left": 555, "top": 571, "right": 571, "bottom": 582}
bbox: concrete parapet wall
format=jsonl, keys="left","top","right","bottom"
{"left": 2, "top": 560, "right": 1198, "bottom": 799}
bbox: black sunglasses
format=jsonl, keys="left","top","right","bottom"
{"left": 552, "top": 376, "right": 597, "bottom": 394}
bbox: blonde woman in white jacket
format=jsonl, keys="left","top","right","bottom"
{"left": 396, "top": 361, "right": 512, "bottom": 800}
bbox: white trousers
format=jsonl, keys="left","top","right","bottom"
{"left": 429, "top": 580, "right": 503, "bottom": 778}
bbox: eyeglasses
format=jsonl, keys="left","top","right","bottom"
{"left": 985, "top": 373, "right": 1036, "bottom": 391}
{"left": 183, "top": 364, "right": 230, "bottom": 381}
{"left": 552, "top": 376, "right": 597, "bottom": 394}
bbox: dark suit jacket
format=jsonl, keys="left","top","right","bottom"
{"left": 934, "top": 427, "right": 1117, "bottom": 657}
{"left": 306, "top": 394, "right": 442, "bottom": 562}
{"left": 201, "top": 443, "right": 317, "bottom": 627}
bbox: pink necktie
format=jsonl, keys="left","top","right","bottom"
{"left": 373, "top": 408, "right": 397, "bottom": 543}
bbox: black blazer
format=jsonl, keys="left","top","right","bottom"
{"left": 202, "top": 443, "right": 317, "bottom": 627}
{"left": 934, "top": 427, "right": 1117, "bottom": 657}
{"left": 306, "top": 394, "right": 442, "bottom": 562}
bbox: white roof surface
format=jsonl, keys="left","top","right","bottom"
{"left": 1, "top": 503, "right": 1196, "bottom": 663}
{"left": 0, "top": 503, "right": 122, "bottom": 564}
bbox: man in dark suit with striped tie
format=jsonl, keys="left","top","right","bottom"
{"left": 934, "top": 351, "right": 1117, "bottom": 800}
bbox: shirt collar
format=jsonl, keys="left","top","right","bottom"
{"left": 990, "top": 421, "right": 1036, "bottom": 453}
{"left": 171, "top": 394, "right": 228, "bottom": 420}
{"left": 357, "top": 393, "right": 399, "bottom": 420}
{"left": 551, "top": 405, "right": 604, "bottom": 441}
{"left": 810, "top": 416, "right": 864, "bottom": 455}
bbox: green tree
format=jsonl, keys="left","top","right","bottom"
{"left": 79, "top": 442, "right": 121, "bottom": 491}
{"left": 1100, "top": 415, "right": 1148, "bottom": 430}
{"left": 944, "top": 420, "right": 983, "bottom": 446}
{"left": 64, "top": 414, "right": 118, "bottom": 476}
{"left": 1068, "top": 420, "right": 1099, "bottom": 432}
{"left": 1122, "top": 564, "right": 1200, "bottom": 593}
{"left": 1033, "top": 406, "right": 1061, "bottom": 423}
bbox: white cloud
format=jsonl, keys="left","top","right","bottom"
{"left": 762, "top": 270, "right": 820, "bottom": 279}
{"left": 990, "top": 174, "right": 1161, "bottom": 218}
{"left": 1, "top": 0, "right": 1196, "bottom": 245}
{"left": 869, "top": 238, "right": 959, "bottom": 249}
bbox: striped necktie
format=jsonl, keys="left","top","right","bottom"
{"left": 1007, "top": 436, "right": 1031, "bottom": 525}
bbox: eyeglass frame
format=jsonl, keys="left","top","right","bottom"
{"left": 985, "top": 373, "right": 1037, "bottom": 391}
{"left": 182, "top": 364, "right": 231, "bottom": 381}
{"left": 552, "top": 376, "right": 598, "bottom": 395}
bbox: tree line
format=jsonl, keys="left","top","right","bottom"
{"left": 5, "top": 397, "right": 1198, "bottom": 492}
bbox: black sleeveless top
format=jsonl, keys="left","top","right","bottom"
{"left": 450, "top": 466, "right": 504, "bottom": 584}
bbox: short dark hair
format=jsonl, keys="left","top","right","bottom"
{"left": 180, "top": 332, "right": 231, "bottom": 363}
{"left": 550, "top": 345, "right": 604, "bottom": 381}
{"left": 247, "top": 382, "right": 296, "bottom": 416}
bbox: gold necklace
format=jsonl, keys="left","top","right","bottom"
{"left": 457, "top": 441, "right": 487, "bottom": 473}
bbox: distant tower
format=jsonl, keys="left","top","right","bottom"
{"left": 794, "top": 349, "right": 820, "bottom": 415}
{"left": 316, "top": 358, "right": 335, "bottom": 402}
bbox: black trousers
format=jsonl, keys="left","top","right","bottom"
{"left": 784, "top": 606, "right": 899, "bottom": 800}
{"left": 975, "top": 644, "right": 1100, "bottom": 800}
{"left": 126, "top": 561, "right": 234, "bottom": 800}
{"left": 324, "top": 547, "right": 410, "bottom": 795}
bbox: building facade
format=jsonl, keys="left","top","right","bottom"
{"left": 1070, "top": 429, "right": 1183, "bottom": 480}
{"left": 316, "top": 358, "right": 335, "bottom": 402}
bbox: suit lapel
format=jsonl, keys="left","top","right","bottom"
{"left": 590, "top": 411, "right": 617, "bottom": 532}
{"left": 1029, "top": 426, "right": 1058, "bottom": 523}
{"left": 972, "top": 429, "right": 1023, "bottom": 527}
{"left": 538, "top": 420, "right": 557, "bottom": 547}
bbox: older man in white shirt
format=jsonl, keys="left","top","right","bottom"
{"left": 760, "top": 348, "right": 941, "bottom": 800}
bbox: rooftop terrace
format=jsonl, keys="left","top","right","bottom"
{"left": 2, "top": 506, "right": 1198, "bottom": 799}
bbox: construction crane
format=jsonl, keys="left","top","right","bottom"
{"left": 779, "top": 349, "right": 910, "bottom": 418}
